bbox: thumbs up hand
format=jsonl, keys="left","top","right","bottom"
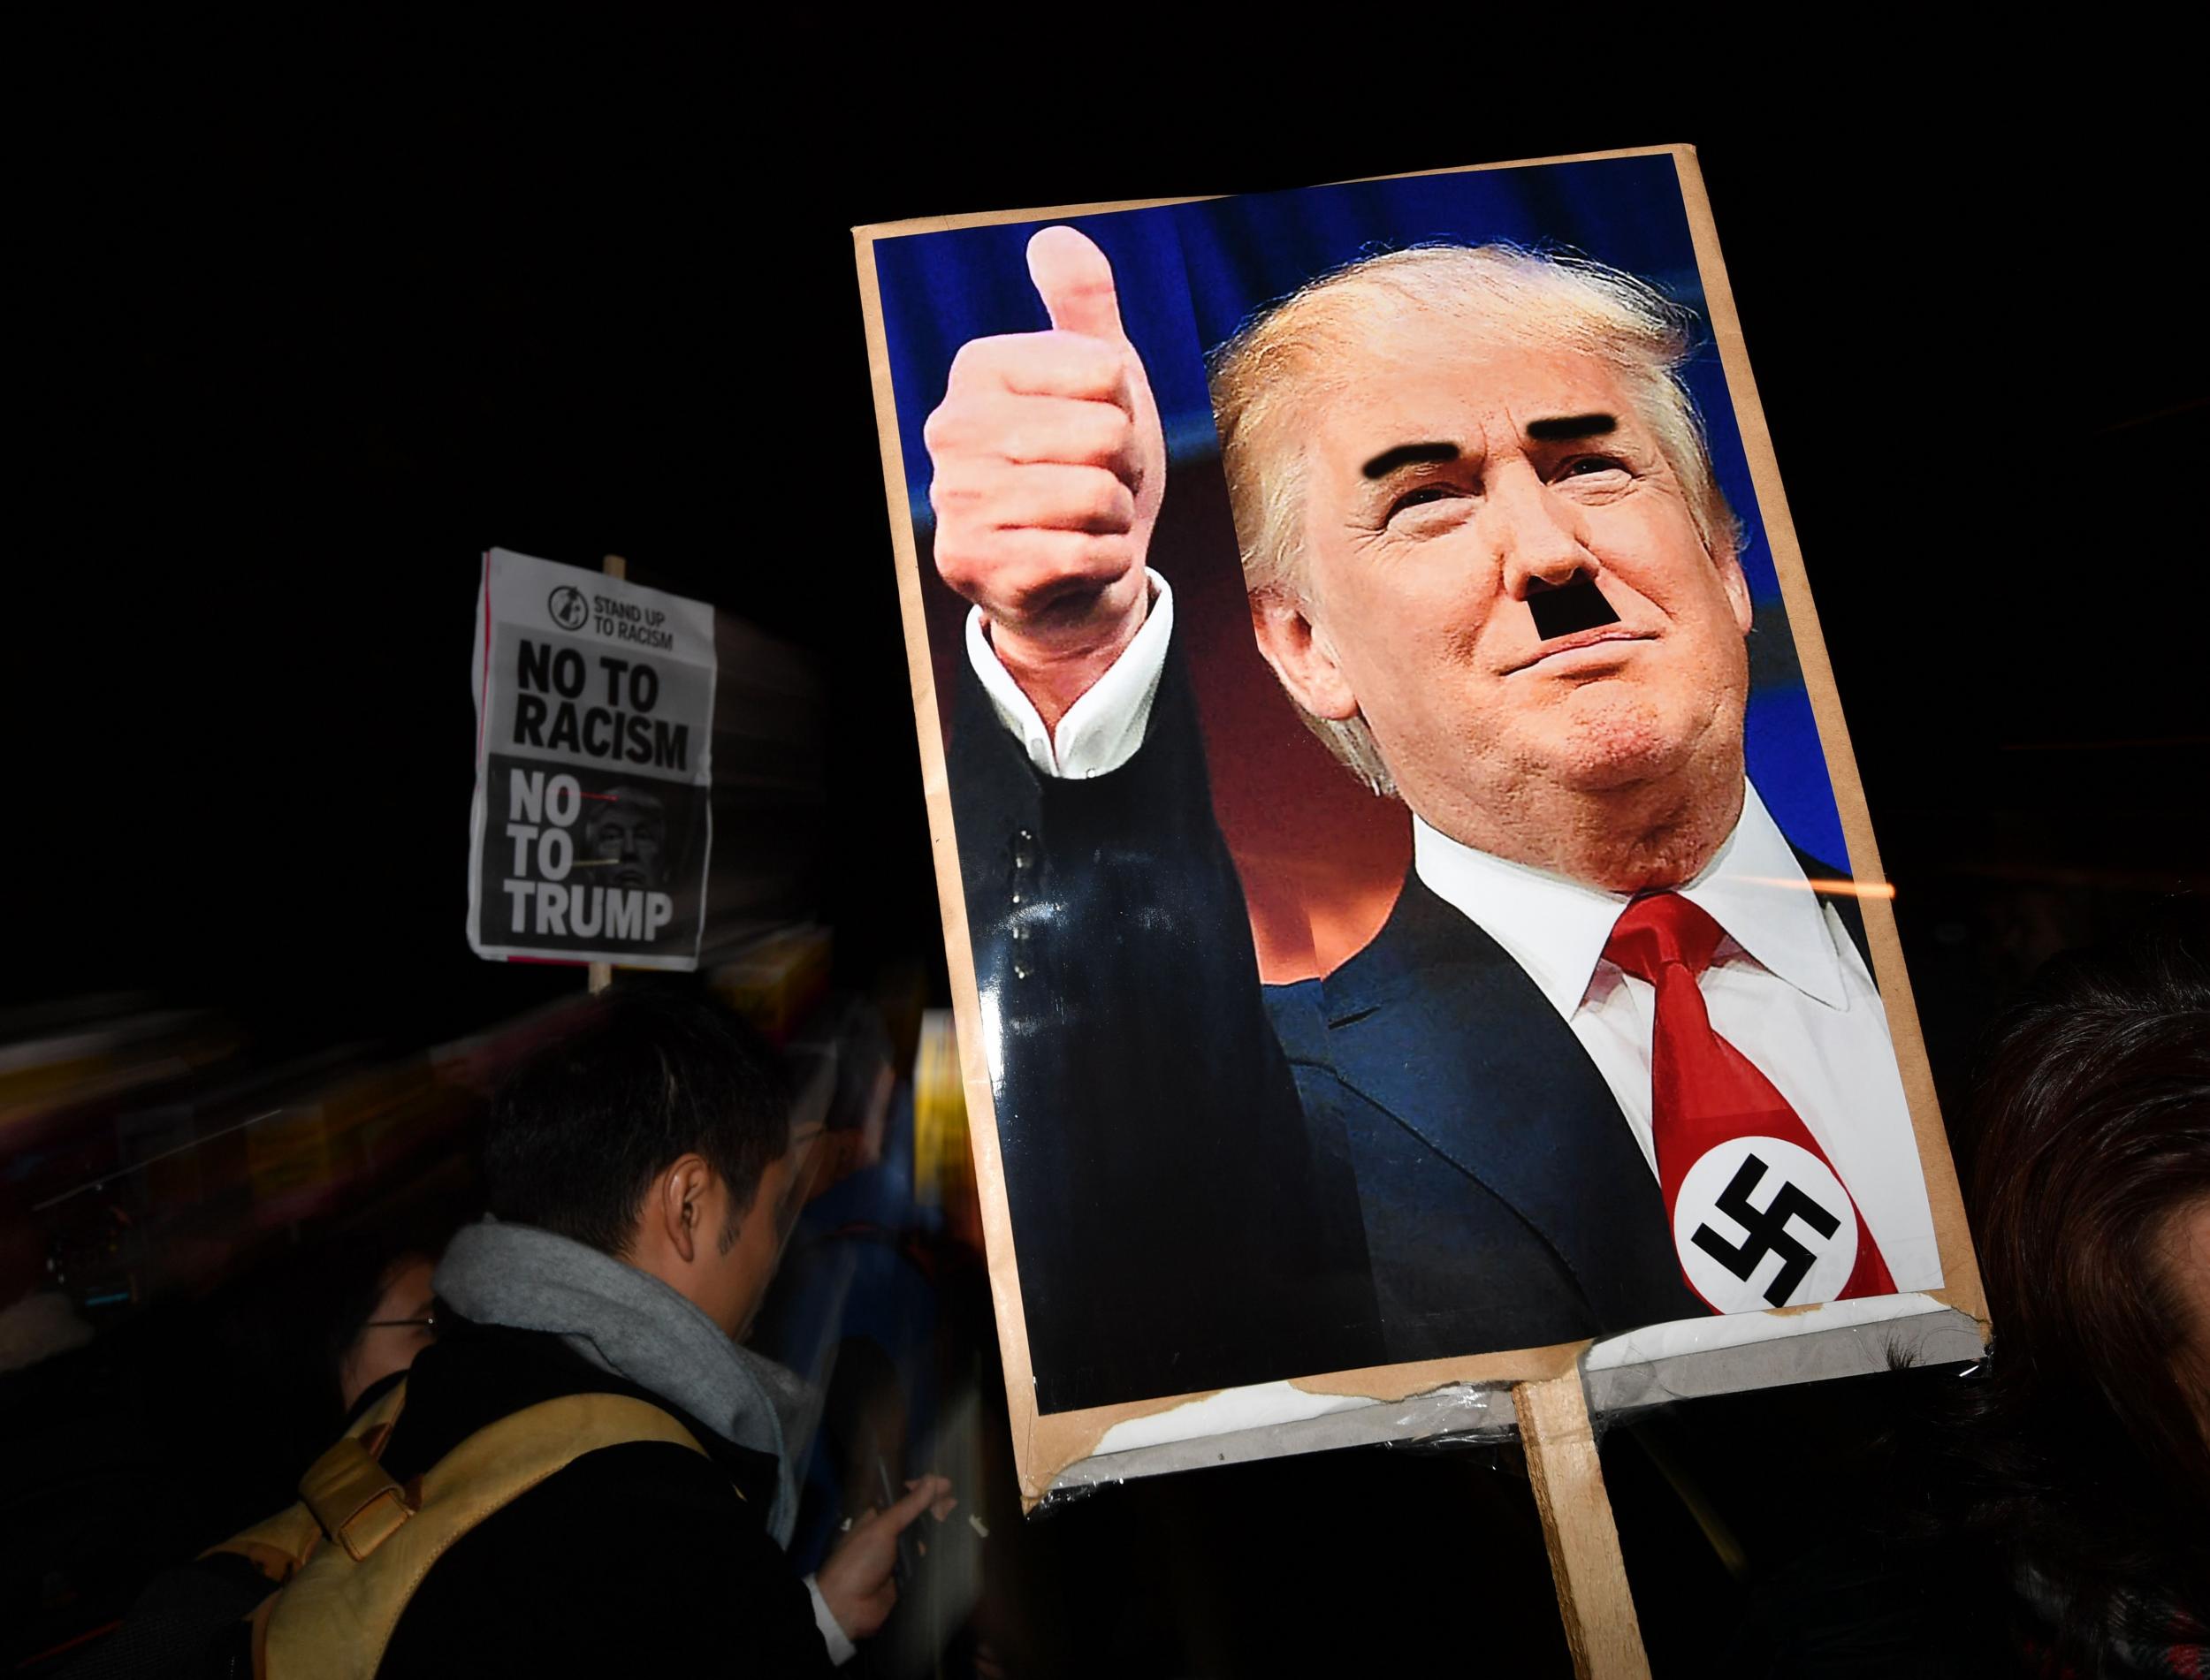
{"left": 924, "top": 226, "right": 1167, "bottom": 731}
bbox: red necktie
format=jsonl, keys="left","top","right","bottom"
{"left": 1604, "top": 892, "right": 1894, "bottom": 1313}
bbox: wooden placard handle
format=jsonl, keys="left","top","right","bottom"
{"left": 1519, "top": 1367, "right": 1650, "bottom": 1679}
{"left": 586, "top": 553, "right": 628, "bottom": 997}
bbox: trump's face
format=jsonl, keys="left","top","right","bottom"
{"left": 585, "top": 796, "right": 668, "bottom": 893}
{"left": 1256, "top": 303, "right": 1753, "bottom": 847}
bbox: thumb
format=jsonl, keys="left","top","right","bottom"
{"left": 1026, "top": 225, "right": 1127, "bottom": 344}
{"left": 880, "top": 1474, "right": 953, "bottom": 1536}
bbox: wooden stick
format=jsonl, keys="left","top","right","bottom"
{"left": 587, "top": 554, "right": 628, "bottom": 998}
{"left": 1519, "top": 1367, "right": 1650, "bottom": 1679}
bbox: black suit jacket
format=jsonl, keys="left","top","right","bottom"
{"left": 952, "top": 629, "right": 1383, "bottom": 1413}
{"left": 950, "top": 619, "right": 1871, "bottom": 1402}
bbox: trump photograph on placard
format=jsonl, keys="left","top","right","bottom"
{"left": 860, "top": 148, "right": 1973, "bottom": 1423}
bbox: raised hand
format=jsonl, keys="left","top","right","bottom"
{"left": 813, "top": 1474, "right": 957, "bottom": 1642}
{"left": 923, "top": 225, "right": 1167, "bottom": 731}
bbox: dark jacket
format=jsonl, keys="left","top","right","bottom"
{"left": 149, "top": 1317, "right": 830, "bottom": 1677}
{"left": 75, "top": 1316, "right": 832, "bottom": 1677}
{"left": 362, "top": 1315, "right": 831, "bottom": 1676}
{"left": 953, "top": 628, "right": 1384, "bottom": 1413}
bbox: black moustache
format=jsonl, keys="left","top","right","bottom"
{"left": 1528, "top": 574, "right": 1621, "bottom": 640}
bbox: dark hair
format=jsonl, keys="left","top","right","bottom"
{"left": 1952, "top": 933, "right": 2210, "bottom": 1649}
{"left": 484, "top": 990, "right": 791, "bottom": 1257}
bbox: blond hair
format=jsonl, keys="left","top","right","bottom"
{"left": 1207, "top": 245, "right": 1742, "bottom": 795}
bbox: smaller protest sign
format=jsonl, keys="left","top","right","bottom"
{"left": 467, "top": 548, "right": 717, "bottom": 970}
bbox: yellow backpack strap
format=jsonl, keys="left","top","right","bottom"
{"left": 297, "top": 1426, "right": 414, "bottom": 1562}
{"left": 202, "top": 1382, "right": 411, "bottom": 1585}
{"left": 260, "top": 1391, "right": 709, "bottom": 1680}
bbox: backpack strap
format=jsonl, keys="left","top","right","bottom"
{"left": 298, "top": 1422, "right": 413, "bottom": 1562}
{"left": 204, "top": 1381, "right": 411, "bottom": 1586}
{"left": 259, "top": 1391, "right": 710, "bottom": 1680}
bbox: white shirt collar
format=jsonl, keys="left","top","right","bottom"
{"left": 1410, "top": 782, "right": 1850, "bottom": 1018}
{"left": 965, "top": 573, "right": 1173, "bottom": 779}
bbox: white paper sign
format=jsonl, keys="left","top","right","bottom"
{"left": 467, "top": 549, "right": 717, "bottom": 969}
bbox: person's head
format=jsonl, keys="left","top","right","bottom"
{"left": 1210, "top": 245, "right": 1750, "bottom": 847}
{"left": 1959, "top": 934, "right": 2210, "bottom": 1626}
{"left": 484, "top": 991, "right": 801, "bottom": 1338}
{"left": 332, "top": 1248, "right": 438, "bottom": 1413}
{"left": 583, "top": 787, "right": 669, "bottom": 893}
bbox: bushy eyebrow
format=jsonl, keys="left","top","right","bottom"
{"left": 1525, "top": 413, "right": 1617, "bottom": 442}
{"left": 1360, "top": 441, "right": 1459, "bottom": 480}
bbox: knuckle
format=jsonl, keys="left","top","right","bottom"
{"left": 945, "top": 336, "right": 994, "bottom": 382}
{"left": 1082, "top": 472, "right": 1128, "bottom": 525}
{"left": 997, "top": 534, "right": 1063, "bottom": 586}
{"left": 1076, "top": 532, "right": 1131, "bottom": 577}
{"left": 930, "top": 513, "right": 985, "bottom": 578}
{"left": 925, "top": 471, "right": 963, "bottom": 514}
{"left": 1061, "top": 407, "right": 1122, "bottom": 466}
{"left": 1042, "top": 333, "right": 1116, "bottom": 392}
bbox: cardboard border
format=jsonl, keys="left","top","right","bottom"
{"left": 854, "top": 144, "right": 1986, "bottom": 1507}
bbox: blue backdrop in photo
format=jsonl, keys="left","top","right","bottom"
{"left": 871, "top": 154, "right": 1850, "bottom": 870}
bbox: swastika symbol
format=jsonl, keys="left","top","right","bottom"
{"left": 1689, "top": 1152, "right": 1842, "bottom": 1306}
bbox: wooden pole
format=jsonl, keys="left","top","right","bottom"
{"left": 1519, "top": 1367, "right": 1651, "bottom": 1679}
{"left": 587, "top": 553, "right": 627, "bottom": 997}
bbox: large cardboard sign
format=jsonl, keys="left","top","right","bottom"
{"left": 467, "top": 548, "right": 717, "bottom": 970}
{"left": 855, "top": 148, "right": 1985, "bottom": 1500}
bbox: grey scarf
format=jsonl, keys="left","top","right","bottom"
{"left": 434, "top": 1219, "right": 799, "bottom": 1546}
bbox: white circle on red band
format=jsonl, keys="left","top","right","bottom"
{"left": 1671, "top": 1136, "right": 1857, "bottom": 1313}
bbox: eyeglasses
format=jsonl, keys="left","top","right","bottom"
{"left": 361, "top": 1311, "right": 438, "bottom": 1332}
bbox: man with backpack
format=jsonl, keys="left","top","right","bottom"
{"left": 99, "top": 990, "right": 949, "bottom": 1676}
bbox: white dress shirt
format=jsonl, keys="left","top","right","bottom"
{"left": 804, "top": 1577, "right": 855, "bottom": 1666}
{"left": 964, "top": 574, "right": 1944, "bottom": 1293}
{"left": 966, "top": 574, "right": 1175, "bottom": 779}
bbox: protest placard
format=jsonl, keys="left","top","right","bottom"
{"left": 854, "top": 146, "right": 1986, "bottom": 1512}
{"left": 467, "top": 548, "right": 717, "bottom": 969}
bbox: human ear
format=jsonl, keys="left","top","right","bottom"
{"left": 1249, "top": 589, "right": 1359, "bottom": 721}
{"left": 656, "top": 1154, "right": 712, "bottom": 1266}
{"left": 1714, "top": 547, "right": 1753, "bottom": 637}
